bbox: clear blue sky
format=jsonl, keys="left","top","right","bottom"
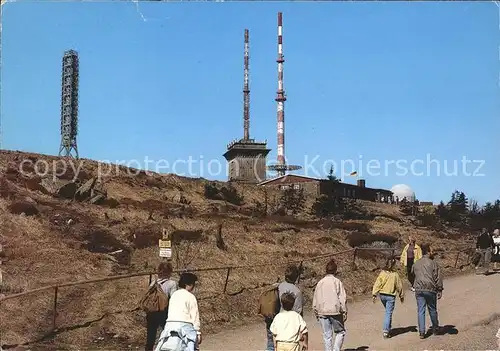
{"left": 2, "top": 1, "right": 499, "bottom": 204}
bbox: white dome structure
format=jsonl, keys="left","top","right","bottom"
{"left": 391, "top": 184, "right": 416, "bottom": 202}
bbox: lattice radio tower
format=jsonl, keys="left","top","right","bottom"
{"left": 59, "top": 50, "right": 79, "bottom": 159}
{"left": 267, "top": 12, "right": 301, "bottom": 177}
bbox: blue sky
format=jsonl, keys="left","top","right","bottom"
{"left": 1, "top": 1, "right": 499, "bottom": 204}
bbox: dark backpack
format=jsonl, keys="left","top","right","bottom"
{"left": 258, "top": 284, "right": 280, "bottom": 318}
{"left": 139, "top": 279, "right": 169, "bottom": 313}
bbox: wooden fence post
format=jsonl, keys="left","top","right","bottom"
{"left": 352, "top": 248, "right": 358, "bottom": 267}
{"left": 454, "top": 251, "right": 460, "bottom": 268}
{"left": 52, "top": 286, "right": 59, "bottom": 331}
{"left": 223, "top": 267, "right": 231, "bottom": 294}
{"left": 148, "top": 273, "right": 153, "bottom": 286}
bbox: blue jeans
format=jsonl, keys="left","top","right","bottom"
{"left": 415, "top": 291, "right": 439, "bottom": 335}
{"left": 318, "top": 315, "right": 346, "bottom": 351}
{"left": 379, "top": 294, "right": 395, "bottom": 333}
{"left": 265, "top": 317, "right": 275, "bottom": 351}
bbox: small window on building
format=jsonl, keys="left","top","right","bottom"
{"left": 352, "top": 190, "right": 355, "bottom": 198}
{"left": 293, "top": 184, "right": 300, "bottom": 190}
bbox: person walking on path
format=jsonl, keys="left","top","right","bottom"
{"left": 313, "top": 259, "right": 347, "bottom": 351}
{"left": 145, "top": 262, "right": 177, "bottom": 351}
{"left": 270, "top": 292, "right": 308, "bottom": 351}
{"left": 411, "top": 243, "right": 443, "bottom": 339}
{"left": 265, "top": 264, "right": 304, "bottom": 351}
{"left": 399, "top": 236, "right": 422, "bottom": 291}
{"left": 372, "top": 257, "right": 405, "bottom": 339}
{"left": 155, "top": 272, "right": 201, "bottom": 351}
{"left": 476, "top": 228, "right": 494, "bottom": 274}
{"left": 491, "top": 229, "right": 500, "bottom": 270}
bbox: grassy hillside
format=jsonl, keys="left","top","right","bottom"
{"left": 0, "top": 150, "right": 474, "bottom": 350}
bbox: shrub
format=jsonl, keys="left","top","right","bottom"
{"left": 279, "top": 188, "right": 305, "bottom": 216}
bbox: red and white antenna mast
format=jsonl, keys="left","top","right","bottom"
{"left": 243, "top": 29, "right": 250, "bottom": 141}
{"left": 268, "top": 12, "right": 301, "bottom": 177}
{"left": 276, "top": 12, "right": 286, "bottom": 171}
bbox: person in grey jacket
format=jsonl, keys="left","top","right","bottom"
{"left": 411, "top": 243, "right": 443, "bottom": 339}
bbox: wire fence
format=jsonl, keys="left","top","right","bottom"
{"left": 0, "top": 246, "right": 473, "bottom": 348}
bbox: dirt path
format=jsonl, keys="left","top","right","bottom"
{"left": 203, "top": 273, "right": 500, "bottom": 350}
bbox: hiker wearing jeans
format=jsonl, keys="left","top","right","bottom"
{"left": 476, "top": 228, "right": 494, "bottom": 273}
{"left": 265, "top": 264, "right": 303, "bottom": 351}
{"left": 399, "top": 236, "right": 422, "bottom": 291}
{"left": 372, "top": 257, "right": 405, "bottom": 339}
{"left": 313, "top": 259, "right": 347, "bottom": 351}
{"left": 146, "top": 262, "right": 177, "bottom": 351}
{"left": 411, "top": 243, "right": 443, "bottom": 339}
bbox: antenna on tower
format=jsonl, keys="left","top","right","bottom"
{"left": 268, "top": 12, "right": 301, "bottom": 177}
{"left": 59, "top": 49, "right": 80, "bottom": 159}
{"left": 243, "top": 28, "right": 250, "bottom": 141}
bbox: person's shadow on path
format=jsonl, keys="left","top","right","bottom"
{"left": 435, "top": 324, "right": 459, "bottom": 336}
{"left": 421, "top": 324, "right": 459, "bottom": 338}
{"left": 390, "top": 325, "right": 418, "bottom": 337}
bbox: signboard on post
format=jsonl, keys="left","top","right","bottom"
{"left": 159, "top": 228, "right": 172, "bottom": 259}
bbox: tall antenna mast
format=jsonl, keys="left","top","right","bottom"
{"left": 59, "top": 49, "right": 80, "bottom": 159}
{"left": 276, "top": 12, "right": 286, "bottom": 172}
{"left": 243, "top": 29, "right": 250, "bottom": 141}
{"left": 268, "top": 12, "right": 301, "bottom": 177}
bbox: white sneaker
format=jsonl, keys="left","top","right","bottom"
{"left": 411, "top": 287, "right": 415, "bottom": 292}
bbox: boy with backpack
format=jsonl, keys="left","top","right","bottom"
{"left": 270, "top": 292, "right": 308, "bottom": 351}
{"left": 141, "top": 262, "right": 177, "bottom": 351}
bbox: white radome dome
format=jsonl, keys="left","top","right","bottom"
{"left": 391, "top": 184, "right": 416, "bottom": 202}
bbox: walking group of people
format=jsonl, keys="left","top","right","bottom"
{"left": 376, "top": 239, "right": 443, "bottom": 340}
{"left": 143, "top": 230, "right": 496, "bottom": 351}
{"left": 143, "top": 262, "right": 201, "bottom": 351}
{"left": 262, "top": 260, "right": 347, "bottom": 351}
{"left": 263, "top": 236, "right": 443, "bottom": 351}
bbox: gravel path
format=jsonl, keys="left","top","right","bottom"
{"left": 202, "top": 272, "right": 500, "bottom": 350}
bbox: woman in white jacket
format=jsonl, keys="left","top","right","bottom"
{"left": 313, "top": 259, "right": 347, "bottom": 351}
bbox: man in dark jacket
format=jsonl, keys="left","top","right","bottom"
{"left": 476, "top": 228, "right": 494, "bottom": 274}
{"left": 411, "top": 243, "right": 443, "bottom": 339}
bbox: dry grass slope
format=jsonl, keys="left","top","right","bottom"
{"left": 0, "top": 150, "right": 473, "bottom": 349}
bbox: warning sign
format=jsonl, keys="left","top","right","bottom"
{"left": 159, "top": 238, "right": 172, "bottom": 258}
{"left": 159, "top": 248, "right": 172, "bottom": 258}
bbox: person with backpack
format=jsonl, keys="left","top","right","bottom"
{"left": 399, "top": 236, "right": 422, "bottom": 291}
{"left": 270, "top": 292, "right": 308, "bottom": 351}
{"left": 155, "top": 272, "right": 200, "bottom": 351}
{"left": 372, "top": 257, "right": 405, "bottom": 339}
{"left": 143, "top": 262, "right": 177, "bottom": 351}
{"left": 262, "top": 264, "right": 303, "bottom": 351}
{"left": 313, "top": 259, "right": 347, "bottom": 351}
